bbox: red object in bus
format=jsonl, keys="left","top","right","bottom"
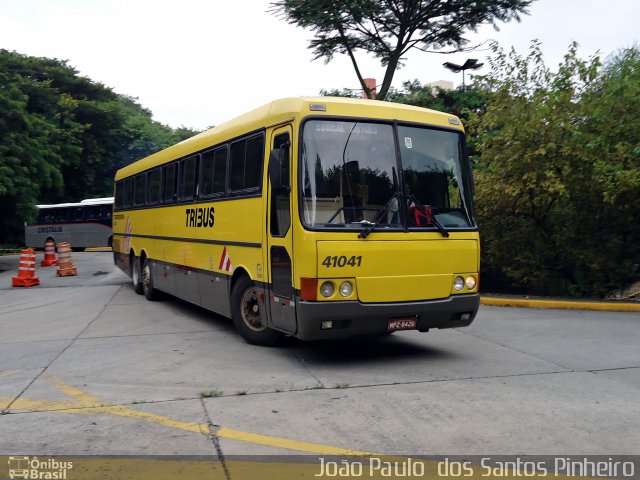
{"left": 410, "top": 205, "right": 433, "bottom": 226}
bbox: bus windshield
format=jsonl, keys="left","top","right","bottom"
{"left": 300, "top": 120, "right": 474, "bottom": 231}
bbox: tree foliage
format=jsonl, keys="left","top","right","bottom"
{"left": 272, "top": 0, "right": 533, "bottom": 99}
{"left": 0, "top": 50, "right": 197, "bottom": 245}
{"left": 471, "top": 42, "right": 640, "bottom": 296}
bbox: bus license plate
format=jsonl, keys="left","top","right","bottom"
{"left": 387, "top": 317, "right": 417, "bottom": 331}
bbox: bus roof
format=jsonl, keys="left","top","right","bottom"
{"left": 115, "top": 97, "right": 464, "bottom": 181}
{"left": 36, "top": 197, "right": 114, "bottom": 209}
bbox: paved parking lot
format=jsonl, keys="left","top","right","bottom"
{"left": 1, "top": 252, "right": 639, "bottom": 457}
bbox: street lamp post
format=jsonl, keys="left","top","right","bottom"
{"left": 443, "top": 58, "right": 484, "bottom": 88}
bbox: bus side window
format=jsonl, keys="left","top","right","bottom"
{"left": 245, "top": 135, "right": 264, "bottom": 189}
{"left": 123, "top": 178, "right": 134, "bottom": 208}
{"left": 179, "top": 156, "right": 198, "bottom": 200}
{"left": 213, "top": 147, "right": 228, "bottom": 194}
{"left": 230, "top": 134, "right": 264, "bottom": 192}
{"left": 134, "top": 173, "right": 146, "bottom": 206}
{"left": 147, "top": 168, "right": 161, "bottom": 204}
{"left": 270, "top": 132, "right": 291, "bottom": 237}
{"left": 163, "top": 163, "right": 177, "bottom": 203}
{"left": 202, "top": 150, "right": 214, "bottom": 196}
{"left": 201, "top": 148, "right": 227, "bottom": 197}
{"left": 86, "top": 206, "right": 99, "bottom": 220}
{"left": 73, "top": 207, "right": 84, "bottom": 222}
{"left": 230, "top": 140, "right": 246, "bottom": 191}
{"left": 115, "top": 181, "right": 124, "bottom": 210}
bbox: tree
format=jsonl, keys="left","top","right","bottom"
{"left": 271, "top": 0, "right": 534, "bottom": 99}
{"left": 573, "top": 46, "right": 640, "bottom": 295}
{"left": 471, "top": 41, "right": 640, "bottom": 297}
{"left": 0, "top": 49, "right": 199, "bottom": 245}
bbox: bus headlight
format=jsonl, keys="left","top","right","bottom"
{"left": 465, "top": 276, "right": 477, "bottom": 290}
{"left": 320, "top": 281, "right": 335, "bottom": 298}
{"left": 339, "top": 281, "right": 353, "bottom": 297}
{"left": 453, "top": 276, "right": 465, "bottom": 291}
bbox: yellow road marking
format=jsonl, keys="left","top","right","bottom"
{"left": 216, "top": 427, "right": 373, "bottom": 456}
{"left": 481, "top": 296, "right": 640, "bottom": 312}
{"left": 2, "top": 375, "right": 375, "bottom": 456}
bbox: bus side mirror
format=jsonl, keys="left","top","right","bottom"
{"left": 268, "top": 146, "right": 290, "bottom": 192}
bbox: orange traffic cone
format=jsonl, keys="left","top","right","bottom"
{"left": 12, "top": 249, "right": 40, "bottom": 287}
{"left": 41, "top": 239, "right": 59, "bottom": 267}
{"left": 56, "top": 242, "right": 78, "bottom": 277}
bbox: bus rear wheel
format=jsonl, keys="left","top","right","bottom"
{"left": 142, "top": 257, "right": 162, "bottom": 301}
{"left": 231, "top": 276, "right": 280, "bottom": 346}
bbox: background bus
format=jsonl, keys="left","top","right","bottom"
{"left": 25, "top": 197, "right": 114, "bottom": 250}
{"left": 113, "top": 97, "right": 479, "bottom": 345}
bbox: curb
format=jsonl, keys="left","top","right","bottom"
{"left": 480, "top": 296, "right": 640, "bottom": 313}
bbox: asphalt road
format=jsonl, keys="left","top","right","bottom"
{"left": 1, "top": 252, "right": 639, "bottom": 457}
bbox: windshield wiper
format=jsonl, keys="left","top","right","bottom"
{"left": 356, "top": 220, "right": 377, "bottom": 239}
{"left": 430, "top": 214, "right": 450, "bottom": 238}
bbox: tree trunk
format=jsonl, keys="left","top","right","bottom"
{"left": 377, "top": 54, "right": 402, "bottom": 100}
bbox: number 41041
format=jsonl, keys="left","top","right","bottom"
{"left": 321, "top": 255, "right": 362, "bottom": 268}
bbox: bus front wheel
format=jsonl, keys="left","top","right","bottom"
{"left": 142, "top": 257, "right": 162, "bottom": 301}
{"left": 131, "top": 256, "right": 144, "bottom": 295}
{"left": 231, "top": 276, "right": 280, "bottom": 347}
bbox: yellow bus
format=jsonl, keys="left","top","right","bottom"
{"left": 113, "top": 97, "right": 479, "bottom": 345}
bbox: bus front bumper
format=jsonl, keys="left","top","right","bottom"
{"left": 294, "top": 293, "right": 479, "bottom": 340}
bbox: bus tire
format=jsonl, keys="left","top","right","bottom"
{"left": 231, "top": 276, "right": 280, "bottom": 347}
{"left": 142, "top": 257, "right": 162, "bottom": 301}
{"left": 132, "top": 256, "right": 144, "bottom": 295}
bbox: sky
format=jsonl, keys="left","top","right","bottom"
{"left": 1, "top": 0, "right": 638, "bottom": 130}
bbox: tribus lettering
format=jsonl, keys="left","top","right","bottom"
{"left": 185, "top": 207, "right": 215, "bottom": 228}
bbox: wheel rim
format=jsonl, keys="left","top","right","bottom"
{"left": 142, "top": 263, "right": 151, "bottom": 295}
{"left": 240, "top": 287, "right": 265, "bottom": 331}
{"left": 132, "top": 260, "right": 139, "bottom": 285}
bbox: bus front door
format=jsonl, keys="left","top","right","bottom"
{"left": 266, "top": 126, "right": 296, "bottom": 334}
